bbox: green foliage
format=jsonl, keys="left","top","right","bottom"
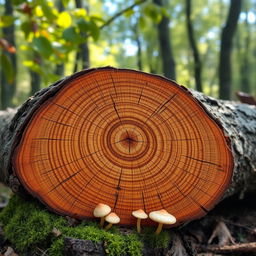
{"left": 0, "top": 195, "right": 145, "bottom": 256}
{"left": 142, "top": 227, "right": 171, "bottom": 249}
{"left": 143, "top": 3, "right": 163, "bottom": 24}
{"left": 0, "top": 15, "right": 15, "bottom": 27}
{"left": 33, "top": 36, "right": 53, "bottom": 59}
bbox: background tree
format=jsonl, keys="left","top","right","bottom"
{"left": 55, "top": 0, "right": 65, "bottom": 77}
{"left": 73, "top": 0, "right": 90, "bottom": 72}
{"left": 185, "top": 0, "right": 203, "bottom": 92}
{"left": 0, "top": 0, "right": 255, "bottom": 110}
{"left": 0, "top": 0, "right": 16, "bottom": 109}
{"left": 219, "top": 0, "right": 242, "bottom": 100}
{"left": 153, "top": 0, "right": 176, "bottom": 80}
{"left": 237, "top": 0, "right": 252, "bottom": 93}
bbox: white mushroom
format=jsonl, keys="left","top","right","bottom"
{"left": 93, "top": 203, "right": 111, "bottom": 227}
{"left": 149, "top": 209, "right": 176, "bottom": 235}
{"left": 132, "top": 209, "right": 148, "bottom": 233}
{"left": 104, "top": 212, "right": 120, "bottom": 230}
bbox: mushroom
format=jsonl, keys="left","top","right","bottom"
{"left": 149, "top": 209, "right": 176, "bottom": 235}
{"left": 104, "top": 212, "right": 120, "bottom": 230}
{"left": 93, "top": 203, "right": 111, "bottom": 227}
{"left": 132, "top": 209, "right": 148, "bottom": 233}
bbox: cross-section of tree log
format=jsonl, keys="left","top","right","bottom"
{"left": 0, "top": 67, "right": 255, "bottom": 227}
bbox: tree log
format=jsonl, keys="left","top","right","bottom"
{"left": 0, "top": 67, "right": 255, "bottom": 227}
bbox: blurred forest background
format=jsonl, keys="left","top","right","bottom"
{"left": 0, "top": 0, "right": 255, "bottom": 110}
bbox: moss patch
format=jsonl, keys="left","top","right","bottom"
{"left": 142, "top": 227, "right": 171, "bottom": 249}
{"left": 0, "top": 195, "right": 154, "bottom": 255}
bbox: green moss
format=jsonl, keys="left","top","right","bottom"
{"left": 142, "top": 227, "right": 171, "bottom": 249}
{"left": 48, "top": 238, "right": 64, "bottom": 256}
{"left": 0, "top": 196, "right": 55, "bottom": 253}
{"left": 0, "top": 195, "right": 167, "bottom": 255}
{"left": 125, "top": 234, "right": 143, "bottom": 256}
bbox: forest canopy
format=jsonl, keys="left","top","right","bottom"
{"left": 0, "top": 0, "right": 255, "bottom": 109}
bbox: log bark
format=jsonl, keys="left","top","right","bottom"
{"left": 0, "top": 67, "right": 255, "bottom": 226}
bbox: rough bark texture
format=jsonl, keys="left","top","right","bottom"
{"left": 219, "top": 0, "right": 242, "bottom": 100}
{"left": 190, "top": 90, "right": 256, "bottom": 198}
{"left": 0, "top": 67, "right": 255, "bottom": 204}
{"left": 153, "top": 0, "right": 176, "bottom": 80}
{"left": 64, "top": 238, "right": 105, "bottom": 256}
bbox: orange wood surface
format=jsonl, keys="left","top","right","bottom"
{"left": 14, "top": 69, "right": 233, "bottom": 226}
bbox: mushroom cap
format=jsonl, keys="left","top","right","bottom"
{"left": 93, "top": 203, "right": 111, "bottom": 218}
{"left": 105, "top": 212, "right": 120, "bottom": 224}
{"left": 132, "top": 209, "right": 148, "bottom": 219}
{"left": 149, "top": 209, "right": 176, "bottom": 224}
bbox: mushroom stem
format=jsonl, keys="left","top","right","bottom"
{"left": 137, "top": 219, "right": 141, "bottom": 233}
{"left": 155, "top": 223, "right": 163, "bottom": 235}
{"left": 100, "top": 217, "right": 105, "bottom": 227}
{"left": 105, "top": 223, "right": 113, "bottom": 230}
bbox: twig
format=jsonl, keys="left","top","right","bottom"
{"left": 204, "top": 242, "right": 256, "bottom": 255}
{"left": 100, "top": 0, "right": 147, "bottom": 30}
{"left": 84, "top": 0, "right": 146, "bottom": 40}
{"left": 222, "top": 218, "right": 256, "bottom": 232}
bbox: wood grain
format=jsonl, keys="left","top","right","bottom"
{"left": 13, "top": 69, "right": 233, "bottom": 226}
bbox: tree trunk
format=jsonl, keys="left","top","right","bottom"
{"left": 134, "top": 23, "right": 143, "bottom": 71}
{"left": 240, "top": 9, "right": 251, "bottom": 93}
{"left": 0, "top": 0, "right": 17, "bottom": 110}
{"left": 74, "top": 0, "right": 90, "bottom": 70}
{"left": 29, "top": 69, "right": 41, "bottom": 96}
{"left": 0, "top": 67, "right": 255, "bottom": 227}
{"left": 219, "top": 0, "right": 242, "bottom": 100}
{"left": 185, "top": 0, "right": 203, "bottom": 92}
{"left": 153, "top": 0, "right": 176, "bottom": 80}
{"left": 55, "top": 0, "right": 65, "bottom": 77}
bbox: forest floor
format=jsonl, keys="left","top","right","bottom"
{"left": 0, "top": 182, "right": 256, "bottom": 256}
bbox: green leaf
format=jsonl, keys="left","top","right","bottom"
{"left": 61, "top": 0, "right": 69, "bottom": 7}
{"left": 88, "top": 20, "right": 100, "bottom": 41}
{"left": 33, "top": 36, "right": 53, "bottom": 58}
{"left": 0, "top": 16, "right": 15, "bottom": 28}
{"left": 11, "top": 0, "right": 24, "bottom": 5}
{"left": 90, "top": 15, "right": 105, "bottom": 25}
{"left": 77, "top": 18, "right": 90, "bottom": 32}
{"left": 41, "top": 2, "right": 56, "bottom": 20}
{"left": 160, "top": 7, "right": 170, "bottom": 18}
{"left": 124, "top": 9, "right": 134, "bottom": 18}
{"left": 21, "top": 21, "right": 33, "bottom": 39}
{"left": 143, "top": 3, "right": 162, "bottom": 23}
{"left": 63, "top": 27, "right": 81, "bottom": 42}
{"left": 1, "top": 53, "right": 14, "bottom": 83}
{"left": 23, "top": 60, "right": 42, "bottom": 74}
{"left": 138, "top": 16, "right": 146, "bottom": 29}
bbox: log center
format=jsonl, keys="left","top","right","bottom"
{"left": 105, "top": 119, "right": 155, "bottom": 167}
